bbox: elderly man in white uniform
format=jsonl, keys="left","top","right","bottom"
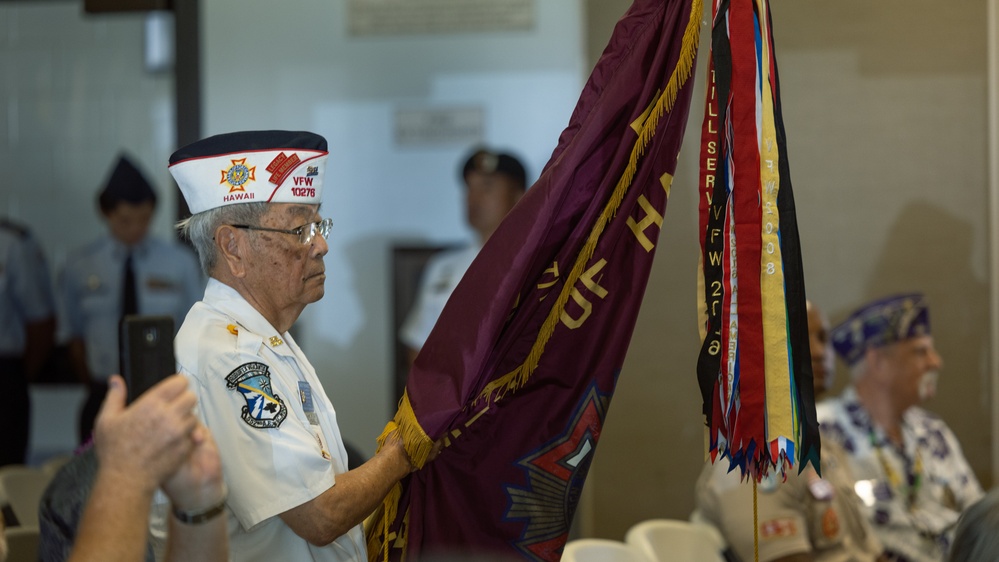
{"left": 166, "top": 131, "right": 415, "bottom": 561}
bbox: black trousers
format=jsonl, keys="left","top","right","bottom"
{"left": 0, "top": 356, "right": 31, "bottom": 466}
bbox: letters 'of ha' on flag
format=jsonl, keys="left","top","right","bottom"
{"left": 365, "top": 0, "right": 702, "bottom": 560}
{"left": 695, "top": 0, "right": 820, "bottom": 482}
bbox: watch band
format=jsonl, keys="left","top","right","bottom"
{"left": 172, "top": 497, "right": 226, "bottom": 525}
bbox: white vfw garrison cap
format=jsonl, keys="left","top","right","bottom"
{"left": 169, "top": 130, "right": 328, "bottom": 215}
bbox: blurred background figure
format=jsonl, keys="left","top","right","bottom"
{"left": 0, "top": 218, "right": 56, "bottom": 467}
{"left": 400, "top": 146, "right": 527, "bottom": 364}
{"left": 818, "top": 294, "right": 983, "bottom": 562}
{"left": 694, "top": 300, "right": 884, "bottom": 562}
{"left": 57, "top": 154, "right": 204, "bottom": 443}
{"left": 807, "top": 299, "right": 835, "bottom": 396}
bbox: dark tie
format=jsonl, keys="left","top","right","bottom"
{"left": 123, "top": 252, "right": 138, "bottom": 316}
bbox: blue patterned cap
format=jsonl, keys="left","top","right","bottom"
{"left": 830, "top": 293, "right": 931, "bottom": 365}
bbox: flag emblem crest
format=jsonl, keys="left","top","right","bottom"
{"left": 226, "top": 362, "right": 287, "bottom": 429}
{"left": 504, "top": 383, "right": 608, "bottom": 561}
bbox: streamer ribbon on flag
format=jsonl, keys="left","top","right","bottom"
{"left": 695, "top": 0, "right": 819, "bottom": 481}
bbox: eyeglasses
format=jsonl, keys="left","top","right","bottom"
{"left": 231, "top": 218, "right": 333, "bottom": 245}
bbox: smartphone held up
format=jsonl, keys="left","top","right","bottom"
{"left": 119, "top": 315, "right": 176, "bottom": 403}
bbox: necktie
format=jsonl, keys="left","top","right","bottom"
{"left": 123, "top": 252, "right": 138, "bottom": 316}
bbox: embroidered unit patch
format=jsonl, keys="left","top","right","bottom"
{"left": 226, "top": 362, "right": 287, "bottom": 429}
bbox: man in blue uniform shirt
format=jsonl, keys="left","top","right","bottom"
{"left": 0, "top": 218, "right": 55, "bottom": 465}
{"left": 57, "top": 154, "right": 204, "bottom": 442}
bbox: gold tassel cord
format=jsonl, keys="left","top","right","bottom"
{"left": 753, "top": 479, "right": 759, "bottom": 562}
{"left": 364, "top": 482, "right": 402, "bottom": 561}
{"left": 479, "top": 0, "right": 703, "bottom": 406}
{"left": 366, "top": 392, "right": 431, "bottom": 562}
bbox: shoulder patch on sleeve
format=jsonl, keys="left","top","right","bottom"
{"left": 760, "top": 517, "right": 799, "bottom": 539}
{"left": 225, "top": 362, "right": 287, "bottom": 429}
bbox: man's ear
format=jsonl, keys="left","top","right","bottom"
{"left": 215, "top": 225, "right": 247, "bottom": 278}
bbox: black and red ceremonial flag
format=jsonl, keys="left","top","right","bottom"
{"left": 695, "top": 0, "right": 819, "bottom": 481}
{"left": 365, "top": 0, "right": 703, "bottom": 559}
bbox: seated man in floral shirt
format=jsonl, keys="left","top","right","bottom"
{"left": 817, "top": 293, "right": 983, "bottom": 562}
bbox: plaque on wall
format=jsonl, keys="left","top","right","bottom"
{"left": 348, "top": 0, "right": 534, "bottom": 36}
{"left": 394, "top": 107, "right": 484, "bottom": 147}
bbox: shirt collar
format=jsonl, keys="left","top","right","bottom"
{"left": 842, "top": 384, "right": 919, "bottom": 447}
{"left": 107, "top": 235, "right": 150, "bottom": 259}
{"left": 203, "top": 278, "right": 298, "bottom": 357}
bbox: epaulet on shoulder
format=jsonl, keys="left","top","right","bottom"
{"left": 0, "top": 219, "right": 29, "bottom": 238}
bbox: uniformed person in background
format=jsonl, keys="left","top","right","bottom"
{"left": 0, "top": 218, "right": 55, "bottom": 466}
{"left": 399, "top": 147, "right": 526, "bottom": 364}
{"left": 694, "top": 301, "right": 885, "bottom": 562}
{"left": 57, "top": 154, "right": 204, "bottom": 443}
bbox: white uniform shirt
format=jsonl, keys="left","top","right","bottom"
{"left": 399, "top": 244, "right": 480, "bottom": 350}
{"left": 817, "top": 387, "right": 983, "bottom": 562}
{"left": 175, "top": 279, "right": 366, "bottom": 561}
{"left": 696, "top": 440, "right": 882, "bottom": 562}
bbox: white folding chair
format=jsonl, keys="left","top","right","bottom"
{"left": 4, "top": 525, "right": 40, "bottom": 562}
{"left": 563, "top": 538, "right": 653, "bottom": 562}
{"left": 689, "top": 508, "right": 729, "bottom": 551}
{"left": 0, "top": 465, "right": 51, "bottom": 528}
{"left": 624, "top": 519, "right": 725, "bottom": 562}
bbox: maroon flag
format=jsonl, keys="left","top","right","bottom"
{"left": 367, "top": 0, "right": 703, "bottom": 559}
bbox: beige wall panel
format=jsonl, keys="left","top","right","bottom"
{"left": 584, "top": 0, "right": 991, "bottom": 540}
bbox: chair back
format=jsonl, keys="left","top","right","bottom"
{"left": 4, "top": 525, "right": 41, "bottom": 562}
{"left": 0, "top": 465, "right": 51, "bottom": 527}
{"left": 624, "top": 519, "right": 726, "bottom": 562}
{"left": 563, "top": 538, "right": 653, "bottom": 562}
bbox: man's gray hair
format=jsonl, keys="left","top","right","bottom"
{"left": 176, "top": 202, "right": 269, "bottom": 275}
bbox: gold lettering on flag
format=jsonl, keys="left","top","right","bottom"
{"left": 627, "top": 195, "right": 663, "bottom": 252}
{"left": 465, "top": 405, "right": 490, "bottom": 427}
{"left": 560, "top": 259, "right": 608, "bottom": 329}
{"left": 537, "top": 261, "right": 560, "bottom": 289}
{"left": 660, "top": 171, "right": 673, "bottom": 197}
{"left": 630, "top": 89, "right": 662, "bottom": 134}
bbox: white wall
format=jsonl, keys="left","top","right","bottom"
{"left": 202, "top": 0, "right": 586, "bottom": 455}
{"left": 1, "top": 2, "right": 177, "bottom": 460}
{"left": 0, "top": 2, "right": 177, "bottom": 267}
